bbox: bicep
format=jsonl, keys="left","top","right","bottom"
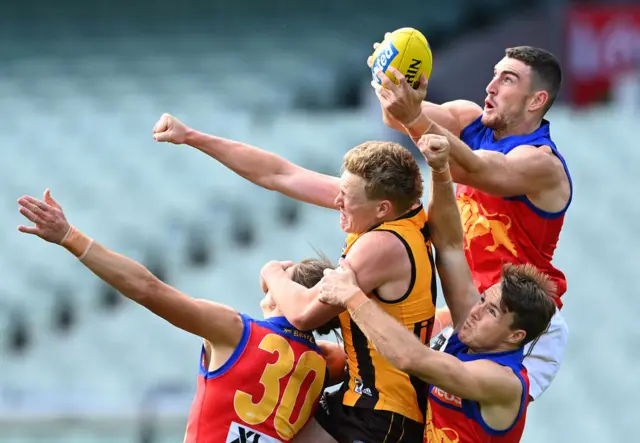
{"left": 434, "top": 247, "right": 479, "bottom": 329}
{"left": 145, "top": 280, "right": 243, "bottom": 345}
{"left": 344, "top": 231, "right": 406, "bottom": 296}
{"left": 436, "top": 100, "right": 483, "bottom": 136}
{"left": 273, "top": 164, "right": 340, "bottom": 209}
{"left": 466, "top": 147, "right": 562, "bottom": 197}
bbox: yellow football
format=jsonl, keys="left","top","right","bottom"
{"left": 371, "top": 27, "right": 433, "bottom": 89}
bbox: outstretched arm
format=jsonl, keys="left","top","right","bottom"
{"left": 406, "top": 114, "right": 564, "bottom": 197}
{"left": 319, "top": 268, "right": 520, "bottom": 404}
{"left": 153, "top": 114, "right": 341, "bottom": 209}
{"left": 17, "top": 191, "right": 243, "bottom": 346}
{"left": 418, "top": 135, "right": 479, "bottom": 329}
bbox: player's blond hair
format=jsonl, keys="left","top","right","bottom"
{"left": 343, "top": 141, "right": 423, "bottom": 214}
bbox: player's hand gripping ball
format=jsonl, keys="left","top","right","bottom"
{"left": 370, "top": 28, "right": 433, "bottom": 89}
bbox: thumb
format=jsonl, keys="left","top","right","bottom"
{"left": 44, "top": 189, "right": 61, "bottom": 210}
{"left": 417, "top": 74, "right": 428, "bottom": 94}
{"left": 153, "top": 132, "right": 171, "bottom": 142}
{"left": 338, "top": 258, "right": 353, "bottom": 272}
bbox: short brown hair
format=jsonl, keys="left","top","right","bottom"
{"left": 500, "top": 263, "right": 557, "bottom": 345}
{"left": 291, "top": 257, "right": 340, "bottom": 336}
{"left": 505, "top": 46, "right": 562, "bottom": 114}
{"left": 343, "top": 141, "right": 423, "bottom": 215}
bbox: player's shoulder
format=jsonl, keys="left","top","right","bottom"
{"left": 441, "top": 100, "right": 483, "bottom": 130}
{"left": 346, "top": 229, "right": 407, "bottom": 262}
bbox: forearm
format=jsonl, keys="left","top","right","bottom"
{"left": 428, "top": 166, "right": 463, "bottom": 250}
{"left": 265, "top": 270, "right": 318, "bottom": 329}
{"left": 346, "top": 292, "right": 427, "bottom": 374}
{"left": 184, "top": 129, "right": 291, "bottom": 190}
{"left": 406, "top": 114, "right": 488, "bottom": 177}
{"left": 65, "top": 237, "right": 157, "bottom": 304}
{"left": 348, "top": 294, "right": 471, "bottom": 387}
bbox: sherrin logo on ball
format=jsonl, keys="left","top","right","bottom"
{"left": 371, "top": 27, "right": 433, "bottom": 89}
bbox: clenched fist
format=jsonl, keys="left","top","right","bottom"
{"left": 418, "top": 134, "right": 450, "bottom": 173}
{"left": 153, "top": 113, "right": 190, "bottom": 145}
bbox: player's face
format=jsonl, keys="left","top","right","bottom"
{"left": 457, "top": 285, "right": 524, "bottom": 352}
{"left": 482, "top": 57, "right": 534, "bottom": 131}
{"left": 260, "top": 266, "right": 296, "bottom": 318}
{"left": 335, "top": 171, "right": 389, "bottom": 234}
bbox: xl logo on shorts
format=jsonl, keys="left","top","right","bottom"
{"left": 226, "top": 421, "right": 281, "bottom": 443}
{"left": 371, "top": 42, "right": 399, "bottom": 84}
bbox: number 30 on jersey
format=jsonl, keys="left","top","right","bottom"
{"left": 233, "top": 334, "right": 326, "bottom": 440}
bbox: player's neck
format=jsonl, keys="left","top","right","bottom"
{"left": 494, "top": 118, "right": 543, "bottom": 140}
{"left": 468, "top": 342, "right": 518, "bottom": 355}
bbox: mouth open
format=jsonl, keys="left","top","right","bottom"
{"left": 484, "top": 100, "right": 494, "bottom": 110}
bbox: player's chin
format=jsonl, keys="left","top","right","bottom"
{"left": 480, "top": 113, "right": 499, "bottom": 129}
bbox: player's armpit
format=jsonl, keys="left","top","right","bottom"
{"left": 457, "top": 145, "right": 565, "bottom": 197}
{"left": 408, "top": 352, "right": 522, "bottom": 405}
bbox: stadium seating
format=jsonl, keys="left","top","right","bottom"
{"left": 1, "top": 2, "right": 634, "bottom": 440}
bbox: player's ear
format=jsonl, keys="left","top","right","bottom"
{"left": 528, "top": 90, "right": 548, "bottom": 113}
{"left": 507, "top": 328, "right": 526, "bottom": 346}
{"left": 376, "top": 200, "right": 392, "bottom": 219}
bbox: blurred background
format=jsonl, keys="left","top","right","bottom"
{"left": 1, "top": 0, "right": 639, "bottom": 441}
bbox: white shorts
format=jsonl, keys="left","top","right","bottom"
{"left": 522, "top": 307, "right": 569, "bottom": 401}
{"left": 431, "top": 307, "right": 568, "bottom": 401}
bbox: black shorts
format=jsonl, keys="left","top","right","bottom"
{"left": 315, "top": 390, "right": 424, "bottom": 443}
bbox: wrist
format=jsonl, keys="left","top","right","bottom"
{"left": 60, "top": 225, "right": 94, "bottom": 260}
{"left": 345, "top": 290, "right": 369, "bottom": 312}
{"left": 431, "top": 164, "right": 453, "bottom": 184}
{"left": 184, "top": 128, "right": 201, "bottom": 146}
{"left": 402, "top": 108, "right": 426, "bottom": 129}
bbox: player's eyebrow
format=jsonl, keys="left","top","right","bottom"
{"left": 500, "top": 70, "right": 520, "bottom": 79}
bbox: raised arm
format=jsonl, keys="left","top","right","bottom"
{"left": 404, "top": 113, "right": 565, "bottom": 197}
{"left": 153, "top": 114, "right": 340, "bottom": 209}
{"left": 260, "top": 230, "right": 406, "bottom": 331}
{"left": 418, "top": 135, "right": 478, "bottom": 328}
{"left": 319, "top": 268, "right": 521, "bottom": 404}
{"left": 17, "top": 190, "right": 243, "bottom": 346}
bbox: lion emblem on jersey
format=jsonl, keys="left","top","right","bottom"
{"left": 457, "top": 194, "right": 518, "bottom": 257}
{"left": 425, "top": 406, "right": 460, "bottom": 443}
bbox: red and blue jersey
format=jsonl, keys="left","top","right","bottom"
{"left": 425, "top": 333, "right": 530, "bottom": 443}
{"left": 457, "top": 116, "right": 572, "bottom": 307}
{"left": 184, "top": 314, "right": 328, "bottom": 443}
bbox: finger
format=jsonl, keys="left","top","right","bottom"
{"left": 377, "top": 71, "right": 396, "bottom": 90}
{"left": 18, "top": 197, "right": 46, "bottom": 218}
{"left": 154, "top": 114, "right": 169, "bottom": 133}
{"left": 367, "top": 55, "right": 373, "bottom": 68}
{"left": 44, "top": 189, "right": 62, "bottom": 210}
{"left": 19, "top": 206, "right": 40, "bottom": 224}
{"left": 280, "top": 260, "right": 294, "bottom": 270}
{"left": 387, "top": 67, "right": 406, "bottom": 85}
{"left": 372, "top": 42, "right": 379, "bottom": 50}
{"left": 384, "top": 32, "right": 391, "bottom": 39}
{"left": 153, "top": 132, "right": 170, "bottom": 142}
{"left": 23, "top": 196, "right": 50, "bottom": 212}
{"left": 17, "top": 225, "right": 41, "bottom": 235}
